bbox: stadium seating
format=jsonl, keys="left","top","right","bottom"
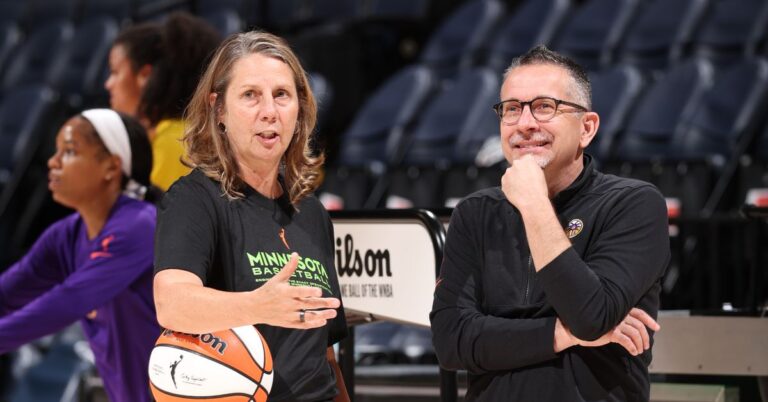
{"left": 484, "top": 0, "right": 571, "bottom": 73}
{"left": 386, "top": 67, "right": 498, "bottom": 208}
{"left": 617, "top": 0, "right": 709, "bottom": 72}
{"left": 692, "top": 0, "right": 768, "bottom": 66}
{"left": 588, "top": 64, "right": 645, "bottom": 161}
{"left": 320, "top": 65, "right": 435, "bottom": 209}
{"left": 56, "top": 16, "right": 119, "bottom": 109}
{"left": 0, "top": 21, "right": 74, "bottom": 91}
{"left": 418, "top": 0, "right": 503, "bottom": 77}
{"left": 551, "top": 0, "right": 640, "bottom": 71}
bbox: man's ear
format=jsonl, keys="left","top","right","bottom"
{"left": 136, "top": 64, "right": 152, "bottom": 89}
{"left": 579, "top": 111, "right": 599, "bottom": 149}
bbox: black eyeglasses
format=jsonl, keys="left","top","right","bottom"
{"left": 492, "top": 97, "right": 589, "bottom": 125}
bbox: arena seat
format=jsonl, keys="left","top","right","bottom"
{"left": 0, "top": 22, "right": 21, "bottom": 79}
{"left": 0, "top": 0, "right": 27, "bottom": 24}
{"left": 20, "top": 0, "right": 78, "bottom": 29}
{"left": 418, "top": 0, "right": 504, "bottom": 77}
{"left": 606, "top": 59, "right": 714, "bottom": 216}
{"left": 551, "top": 0, "right": 641, "bottom": 71}
{"left": 78, "top": 0, "right": 134, "bottom": 24}
{"left": 319, "top": 65, "right": 435, "bottom": 210}
{"left": 692, "top": 0, "right": 768, "bottom": 66}
{"left": 56, "top": 16, "right": 119, "bottom": 109}
{"left": 308, "top": 71, "right": 334, "bottom": 140}
{"left": 362, "top": 0, "right": 431, "bottom": 21}
{"left": 386, "top": 67, "right": 499, "bottom": 208}
{"left": 0, "top": 84, "right": 68, "bottom": 266}
{"left": 484, "top": 0, "right": 571, "bottom": 73}
{"left": 616, "top": 0, "right": 709, "bottom": 72}
{"left": 675, "top": 58, "right": 768, "bottom": 214}
{"left": 612, "top": 59, "right": 714, "bottom": 161}
{"left": 0, "top": 21, "right": 74, "bottom": 91}
{"left": 0, "top": 85, "right": 61, "bottom": 192}
{"left": 588, "top": 64, "right": 645, "bottom": 162}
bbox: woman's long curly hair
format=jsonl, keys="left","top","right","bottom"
{"left": 183, "top": 31, "right": 323, "bottom": 205}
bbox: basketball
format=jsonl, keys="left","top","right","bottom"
{"left": 148, "top": 325, "right": 273, "bottom": 402}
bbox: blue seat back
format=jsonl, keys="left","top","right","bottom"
{"left": 0, "top": 85, "right": 59, "bottom": 181}
{"left": 676, "top": 58, "right": 768, "bottom": 159}
{"left": 615, "top": 59, "right": 714, "bottom": 159}
{"left": 338, "top": 65, "right": 435, "bottom": 166}
{"left": 56, "top": 16, "right": 119, "bottom": 106}
{"left": 694, "top": 0, "right": 768, "bottom": 64}
{"left": 1, "top": 21, "right": 74, "bottom": 90}
{"left": 403, "top": 68, "right": 499, "bottom": 165}
{"left": 419, "top": 0, "right": 504, "bottom": 74}
{"left": 553, "top": 0, "right": 640, "bottom": 70}
{"left": 588, "top": 64, "right": 644, "bottom": 160}
{"left": 619, "top": 0, "right": 708, "bottom": 71}
{"left": 486, "top": 0, "right": 571, "bottom": 72}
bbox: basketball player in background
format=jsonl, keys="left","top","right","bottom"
{"left": 105, "top": 11, "right": 221, "bottom": 192}
{"left": 0, "top": 109, "right": 159, "bottom": 402}
{"left": 154, "top": 31, "right": 349, "bottom": 402}
{"left": 431, "top": 46, "right": 670, "bottom": 401}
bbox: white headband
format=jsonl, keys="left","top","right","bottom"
{"left": 81, "top": 109, "right": 132, "bottom": 177}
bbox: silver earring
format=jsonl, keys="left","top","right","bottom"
{"left": 218, "top": 122, "right": 227, "bottom": 134}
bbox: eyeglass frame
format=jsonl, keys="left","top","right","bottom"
{"left": 492, "top": 96, "right": 590, "bottom": 125}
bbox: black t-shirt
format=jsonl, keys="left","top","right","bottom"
{"left": 154, "top": 169, "right": 347, "bottom": 402}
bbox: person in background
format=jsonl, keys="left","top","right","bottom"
{"left": 105, "top": 12, "right": 221, "bottom": 191}
{"left": 153, "top": 31, "right": 349, "bottom": 402}
{"left": 431, "top": 45, "right": 670, "bottom": 401}
{"left": 0, "top": 109, "right": 159, "bottom": 402}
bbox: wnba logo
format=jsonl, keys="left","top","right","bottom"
{"left": 149, "top": 326, "right": 273, "bottom": 401}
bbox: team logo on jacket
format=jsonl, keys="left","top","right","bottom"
{"left": 566, "top": 219, "right": 584, "bottom": 238}
{"left": 89, "top": 234, "right": 115, "bottom": 259}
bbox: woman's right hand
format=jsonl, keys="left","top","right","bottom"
{"left": 251, "top": 252, "right": 341, "bottom": 329}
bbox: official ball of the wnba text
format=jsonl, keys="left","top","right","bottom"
{"left": 148, "top": 325, "right": 273, "bottom": 401}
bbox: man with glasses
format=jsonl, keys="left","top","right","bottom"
{"left": 431, "top": 46, "right": 670, "bottom": 401}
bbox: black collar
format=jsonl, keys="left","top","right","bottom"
{"left": 552, "top": 154, "right": 595, "bottom": 209}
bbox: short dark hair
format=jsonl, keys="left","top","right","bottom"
{"left": 504, "top": 45, "right": 592, "bottom": 109}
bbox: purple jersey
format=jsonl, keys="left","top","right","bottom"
{"left": 0, "top": 195, "right": 159, "bottom": 402}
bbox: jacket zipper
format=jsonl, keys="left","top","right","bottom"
{"left": 524, "top": 254, "right": 533, "bottom": 304}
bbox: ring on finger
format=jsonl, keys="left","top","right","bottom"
{"left": 299, "top": 309, "right": 306, "bottom": 323}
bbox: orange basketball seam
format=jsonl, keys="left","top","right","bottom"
{"left": 230, "top": 327, "right": 272, "bottom": 384}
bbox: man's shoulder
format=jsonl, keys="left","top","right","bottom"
{"left": 459, "top": 186, "right": 506, "bottom": 204}
{"left": 591, "top": 170, "right": 663, "bottom": 199}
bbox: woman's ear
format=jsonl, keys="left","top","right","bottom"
{"left": 105, "top": 154, "right": 123, "bottom": 182}
{"left": 210, "top": 92, "right": 224, "bottom": 123}
{"left": 136, "top": 64, "right": 153, "bottom": 89}
{"left": 209, "top": 92, "right": 217, "bottom": 108}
